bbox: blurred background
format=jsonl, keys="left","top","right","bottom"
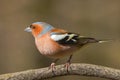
{"left": 0, "top": 0, "right": 120, "bottom": 80}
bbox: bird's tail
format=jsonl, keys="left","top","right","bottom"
{"left": 98, "top": 40, "right": 108, "bottom": 43}
{"left": 78, "top": 36, "right": 109, "bottom": 44}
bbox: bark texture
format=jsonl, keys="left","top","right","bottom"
{"left": 0, "top": 63, "right": 120, "bottom": 80}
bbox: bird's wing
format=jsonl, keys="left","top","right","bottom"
{"left": 50, "top": 32, "right": 80, "bottom": 45}
{"left": 50, "top": 32, "right": 101, "bottom": 46}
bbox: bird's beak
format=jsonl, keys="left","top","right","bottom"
{"left": 24, "top": 27, "right": 32, "bottom": 32}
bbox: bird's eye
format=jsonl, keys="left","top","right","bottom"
{"left": 30, "top": 25, "right": 35, "bottom": 29}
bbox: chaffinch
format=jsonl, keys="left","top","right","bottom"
{"left": 25, "top": 22, "right": 105, "bottom": 70}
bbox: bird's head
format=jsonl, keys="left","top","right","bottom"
{"left": 25, "top": 22, "right": 54, "bottom": 37}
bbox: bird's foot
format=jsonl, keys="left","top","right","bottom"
{"left": 49, "top": 62, "right": 56, "bottom": 72}
{"left": 64, "top": 62, "right": 71, "bottom": 72}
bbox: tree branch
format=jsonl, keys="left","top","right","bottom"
{"left": 0, "top": 63, "right": 120, "bottom": 80}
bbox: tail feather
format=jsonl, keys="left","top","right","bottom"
{"left": 78, "top": 37, "right": 108, "bottom": 44}
{"left": 98, "top": 40, "right": 108, "bottom": 43}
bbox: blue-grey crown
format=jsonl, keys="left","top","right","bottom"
{"left": 33, "top": 22, "right": 54, "bottom": 36}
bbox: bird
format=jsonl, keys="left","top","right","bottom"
{"left": 24, "top": 22, "right": 106, "bottom": 70}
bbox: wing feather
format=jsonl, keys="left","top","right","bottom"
{"left": 50, "top": 32, "right": 101, "bottom": 46}
{"left": 50, "top": 32, "right": 79, "bottom": 45}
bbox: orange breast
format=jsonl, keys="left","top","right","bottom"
{"left": 35, "top": 32, "right": 80, "bottom": 59}
{"left": 35, "top": 33, "right": 68, "bottom": 57}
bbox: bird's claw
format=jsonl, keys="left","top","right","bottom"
{"left": 49, "top": 62, "right": 56, "bottom": 72}
{"left": 64, "top": 62, "right": 71, "bottom": 72}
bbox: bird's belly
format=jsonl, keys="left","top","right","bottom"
{"left": 35, "top": 38, "right": 78, "bottom": 59}
{"left": 49, "top": 47, "right": 78, "bottom": 59}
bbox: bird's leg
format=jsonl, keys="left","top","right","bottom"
{"left": 49, "top": 58, "right": 59, "bottom": 71}
{"left": 64, "top": 55, "right": 73, "bottom": 71}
